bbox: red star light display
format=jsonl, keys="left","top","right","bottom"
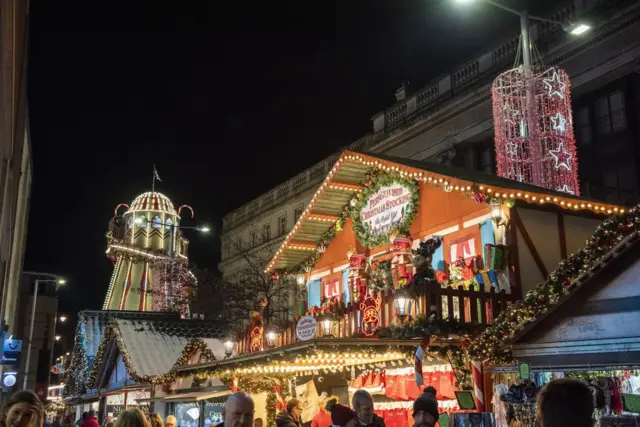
{"left": 492, "top": 66, "right": 580, "bottom": 195}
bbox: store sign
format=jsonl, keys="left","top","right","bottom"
{"left": 296, "top": 316, "right": 317, "bottom": 341}
{"left": 2, "top": 339, "right": 22, "bottom": 365}
{"left": 3, "top": 373, "right": 16, "bottom": 388}
{"left": 360, "top": 183, "right": 413, "bottom": 238}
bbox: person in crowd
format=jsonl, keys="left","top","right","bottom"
{"left": 537, "top": 379, "right": 594, "bottom": 427}
{"left": 253, "top": 420, "right": 262, "bottom": 427}
{"left": 81, "top": 411, "right": 99, "bottom": 427}
{"left": 5, "top": 390, "right": 44, "bottom": 427}
{"left": 102, "top": 417, "right": 114, "bottom": 427}
{"left": 219, "top": 392, "right": 255, "bottom": 427}
{"left": 114, "top": 409, "right": 150, "bottom": 427}
{"left": 76, "top": 415, "right": 87, "bottom": 427}
{"left": 147, "top": 414, "right": 163, "bottom": 427}
{"left": 311, "top": 394, "right": 333, "bottom": 427}
{"left": 345, "top": 391, "right": 384, "bottom": 427}
{"left": 163, "top": 417, "right": 176, "bottom": 427}
{"left": 63, "top": 415, "right": 75, "bottom": 427}
{"left": 275, "top": 399, "right": 302, "bottom": 427}
{"left": 412, "top": 387, "right": 439, "bottom": 427}
{"left": 52, "top": 417, "right": 61, "bottom": 427}
{"left": 325, "top": 399, "right": 355, "bottom": 427}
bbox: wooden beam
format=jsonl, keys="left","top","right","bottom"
{"left": 557, "top": 212, "right": 567, "bottom": 259}
{"left": 513, "top": 209, "right": 549, "bottom": 279}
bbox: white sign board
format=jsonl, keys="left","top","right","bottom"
{"left": 296, "top": 316, "right": 317, "bottom": 341}
{"left": 360, "top": 183, "right": 413, "bottom": 237}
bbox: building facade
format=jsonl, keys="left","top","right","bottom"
{"left": 0, "top": 0, "right": 32, "bottom": 336}
{"left": 219, "top": 0, "right": 640, "bottom": 280}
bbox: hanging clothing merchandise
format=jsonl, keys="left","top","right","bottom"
{"left": 492, "top": 384, "right": 509, "bottom": 427}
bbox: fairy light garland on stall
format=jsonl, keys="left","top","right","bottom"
{"left": 267, "top": 153, "right": 622, "bottom": 276}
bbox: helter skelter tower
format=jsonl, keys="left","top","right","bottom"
{"left": 491, "top": 8, "right": 580, "bottom": 196}
{"left": 103, "top": 192, "right": 194, "bottom": 312}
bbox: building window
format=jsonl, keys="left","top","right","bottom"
{"left": 250, "top": 230, "right": 258, "bottom": 247}
{"left": 152, "top": 216, "right": 162, "bottom": 229}
{"left": 278, "top": 215, "right": 287, "bottom": 236}
{"left": 137, "top": 215, "right": 147, "bottom": 228}
{"left": 595, "top": 90, "right": 627, "bottom": 137}
{"left": 294, "top": 206, "right": 304, "bottom": 222}
{"left": 224, "top": 242, "right": 230, "bottom": 259}
{"left": 263, "top": 223, "right": 271, "bottom": 242}
{"left": 165, "top": 217, "right": 174, "bottom": 231}
{"left": 478, "top": 147, "right": 494, "bottom": 174}
{"left": 235, "top": 236, "right": 242, "bottom": 251}
{"left": 574, "top": 106, "right": 591, "bottom": 145}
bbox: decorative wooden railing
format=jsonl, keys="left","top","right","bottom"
{"left": 235, "top": 284, "right": 516, "bottom": 355}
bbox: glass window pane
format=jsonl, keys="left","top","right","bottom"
{"left": 611, "top": 110, "right": 627, "bottom": 132}
{"left": 595, "top": 96, "right": 609, "bottom": 118}
{"left": 597, "top": 117, "right": 611, "bottom": 137}
{"left": 578, "top": 125, "right": 591, "bottom": 145}
{"left": 609, "top": 91, "right": 625, "bottom": 112}
{"left": 575, "top": 107, "right": 590, "bottom": 126}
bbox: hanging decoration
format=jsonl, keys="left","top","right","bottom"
{"left": 219, "top": 376, "right": 283, "bottom": 427}
{"left": 391, "top": 236, "right": 414, "bottom": 288}
{"left": 352, "top": 170, "right": 420, "bottom": 248}
{"left": 360, "top": 293, "right": 382, "bottom": 337}
{"left": 492, "top": 66, "right": 579, "bottom": 195}
{"left": 469, "top": 206, "right": 640, "bottom": 364}
{"left": 249, "top": 297, "right": 268, "bottom": 353}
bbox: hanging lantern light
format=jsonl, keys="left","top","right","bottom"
{"left": 393, "top": 288, "right": 415, "bottom": 323}
{"left": 490, "top": 199, "right": 508, "bottom": 227}
{"left": 223, "top": 339, "right": 235, "bottom": 358}
{"left": 319, "top": 314, "right": 335, "bottom": 337}
{"left": 296, "top": 275, "right": 305, "bottom": 286}
{"left": 265, "top": 324, "right": 279, "bottom": 348}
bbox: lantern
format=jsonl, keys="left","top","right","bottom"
{"left": 223, "top": 339, "right": 235, "bottom": 357}
{"left": 265, "top": 325, "right": 279, "bottom": 348}
{"left": 319, "top": 314, "right": 335, "bottom": 337}
{"left": 393, "top": 288, "right": 415, "bottom": 323}
{"left": 490, "top": 200, "right": 508, "bottom": 227}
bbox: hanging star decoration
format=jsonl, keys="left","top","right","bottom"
{"left": 549, "top": 142, "right": 573, "bottom": 170}
{"left": 514, "top": 169, "right": 525, "bottom": 183}
{"left": 503, "top": 102, "right": 520, "bottom": 125}
{"left": 556, "top": 184, "right": 575, "bottom": 195}
{"left": 505, "top": 141, "right": 518, "bottom": 157}
{"left": 550, "top": 112, "right": 567, "bottom": 132}
{"left": 543, "top": 70, "right": 565, "bottom": 99}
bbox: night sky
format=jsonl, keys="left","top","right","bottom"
{"left": 25, "top": 0, "right": 556, "bottom": 342}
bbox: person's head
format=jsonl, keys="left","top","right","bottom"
{"left": 222, "top": 392, "right": 254, "bottom": 427}
{"left": 318, "top": 394, "right": 334, "bottom": 412}
{"left": 6, "top": 390, "right": 44, "bottom": 427}
{"left": 114, "top": 409, "right": 150, "bottom": 427}
{"left": 325, "top": 399, "right": 355, "bottom": 427}
{"left": 253, "top": 420, "right": 262, "bottom": 427}
{"left": 286, "top": 399, "right": 301, "bottom": 420}
{"left": 88, "top": 412, "right": 95, "bottom": 420}
{"left": 537, "top": 379, "right": 594, "bottom": 427}
{"left": 147, "top": 414, "right": 163, "bottom": 427}
{"left": 163, "top": 417, "right": 175, "bottom": 427}
{"left": 352, "top": 390, "right": 374, "bottom": 425}
{"left": 413, "top": 387, "right": 438, "bottom": 427}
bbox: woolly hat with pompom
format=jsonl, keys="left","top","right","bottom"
{"left": 413, "top": 387, "right": 439, "bottom": 418}
{"left": 325, "top": 398, "right": 356, "bottom": 426}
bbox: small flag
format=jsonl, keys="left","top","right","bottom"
{"left": 153, "top": 165, "right": 162, "bottom": 182}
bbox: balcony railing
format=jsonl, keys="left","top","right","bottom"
{"left": 235, "top": 284, "right": 516, "bottom": 354}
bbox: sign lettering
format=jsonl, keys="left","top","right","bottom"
{"left": 360, "top": 184, "right": 412, "bottom": 237}
{"left": 296, "top": 316, "right": 317, "bottom": 341}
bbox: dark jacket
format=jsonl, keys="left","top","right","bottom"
{"left": 344, "top": 414, "right": 385, "bottom": 427}
{"left": 275, "top": 411, "right": 300, "bottom": 427}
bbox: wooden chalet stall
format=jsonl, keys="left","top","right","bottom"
{"left": 204, "top": 151, "right": 624, "bottom": 426}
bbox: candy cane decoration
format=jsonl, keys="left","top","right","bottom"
{"left": 414, "top": 337, "right": 431, "bottom": 386}
{"left": 471, "top": 360, "right": 485, "bottom": 412}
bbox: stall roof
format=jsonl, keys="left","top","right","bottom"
{"left": 266, "top": 151, "right": 623, "bottom": 273}
{"left": 508, "top": 231, "right": 640, "bottom": 368}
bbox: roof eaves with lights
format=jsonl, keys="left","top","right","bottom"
{"left": 266, "top": 150, "right": 625, "bottom": 273}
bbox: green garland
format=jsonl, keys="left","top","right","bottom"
{"left": 469, "top": 206, "right": 640, "bottom": 365}
{"left": 352, "top": 170, "right": 420, "bottom": 248}
{"left": 219, "top": 376, "right": 285, "bottom": 427}
{"left": 369, "top": 260, "right": 394, "bottom": 292}
{"left": 377, "top": 315, "right": 480, "bottom": 340}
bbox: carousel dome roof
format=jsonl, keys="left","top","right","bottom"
{"left": 128, "top": 192, "right": 178, "bottom": 216}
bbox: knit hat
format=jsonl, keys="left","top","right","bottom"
{"left": 413, "top": 387, "right": 439, "bottom": 418}
{"left": 326, "top": 398, "right": 356, "bottom": 426}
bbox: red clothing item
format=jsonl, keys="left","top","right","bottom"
{"left": 81, "top": 417, "right": 99, "bottom": 427}
{"left": 311, "top": 410, "right": 332, "bottom": 427}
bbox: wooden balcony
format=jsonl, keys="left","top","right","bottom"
{"left": 235, "top": 283, "right": 516, "bottom": 355}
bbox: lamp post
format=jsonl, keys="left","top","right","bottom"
{"left": 23, "top": 276, "right": 66, "bottom": 389}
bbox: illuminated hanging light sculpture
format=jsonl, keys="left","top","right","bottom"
{"left": 492, "top": 66, "right": 579, "bottom": 196}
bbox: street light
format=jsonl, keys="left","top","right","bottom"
{"left": 454, "top": 0, "right": 591, "bottom": 67}
{"left": 59, "top": 316, "right": 67, "bottom": 323}
{"left": 54, "top": 335, "right": 62, "bottom": 341}
{"left": 23, "top": 275, "right": 66, "bottom": 389}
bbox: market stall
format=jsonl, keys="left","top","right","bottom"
{"left": 470, "top": 210, "right": 640, "bottom": 426}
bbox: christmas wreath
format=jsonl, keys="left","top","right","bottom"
{"left": 369, "top": 260, "right": 394, "bottom": 292}
{"left": 351, "top": 170, "right": 419, "bottom": 248}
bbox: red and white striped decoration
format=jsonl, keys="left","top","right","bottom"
{"left": 471, "top": 360, "right": 485, "bottom": 412}
{"left": 414, "top": 337, "right": 431, "bottom": 386}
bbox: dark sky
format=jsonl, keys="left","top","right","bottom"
{"left": 25, "top": 0, "right": 557, "bottom": 336}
